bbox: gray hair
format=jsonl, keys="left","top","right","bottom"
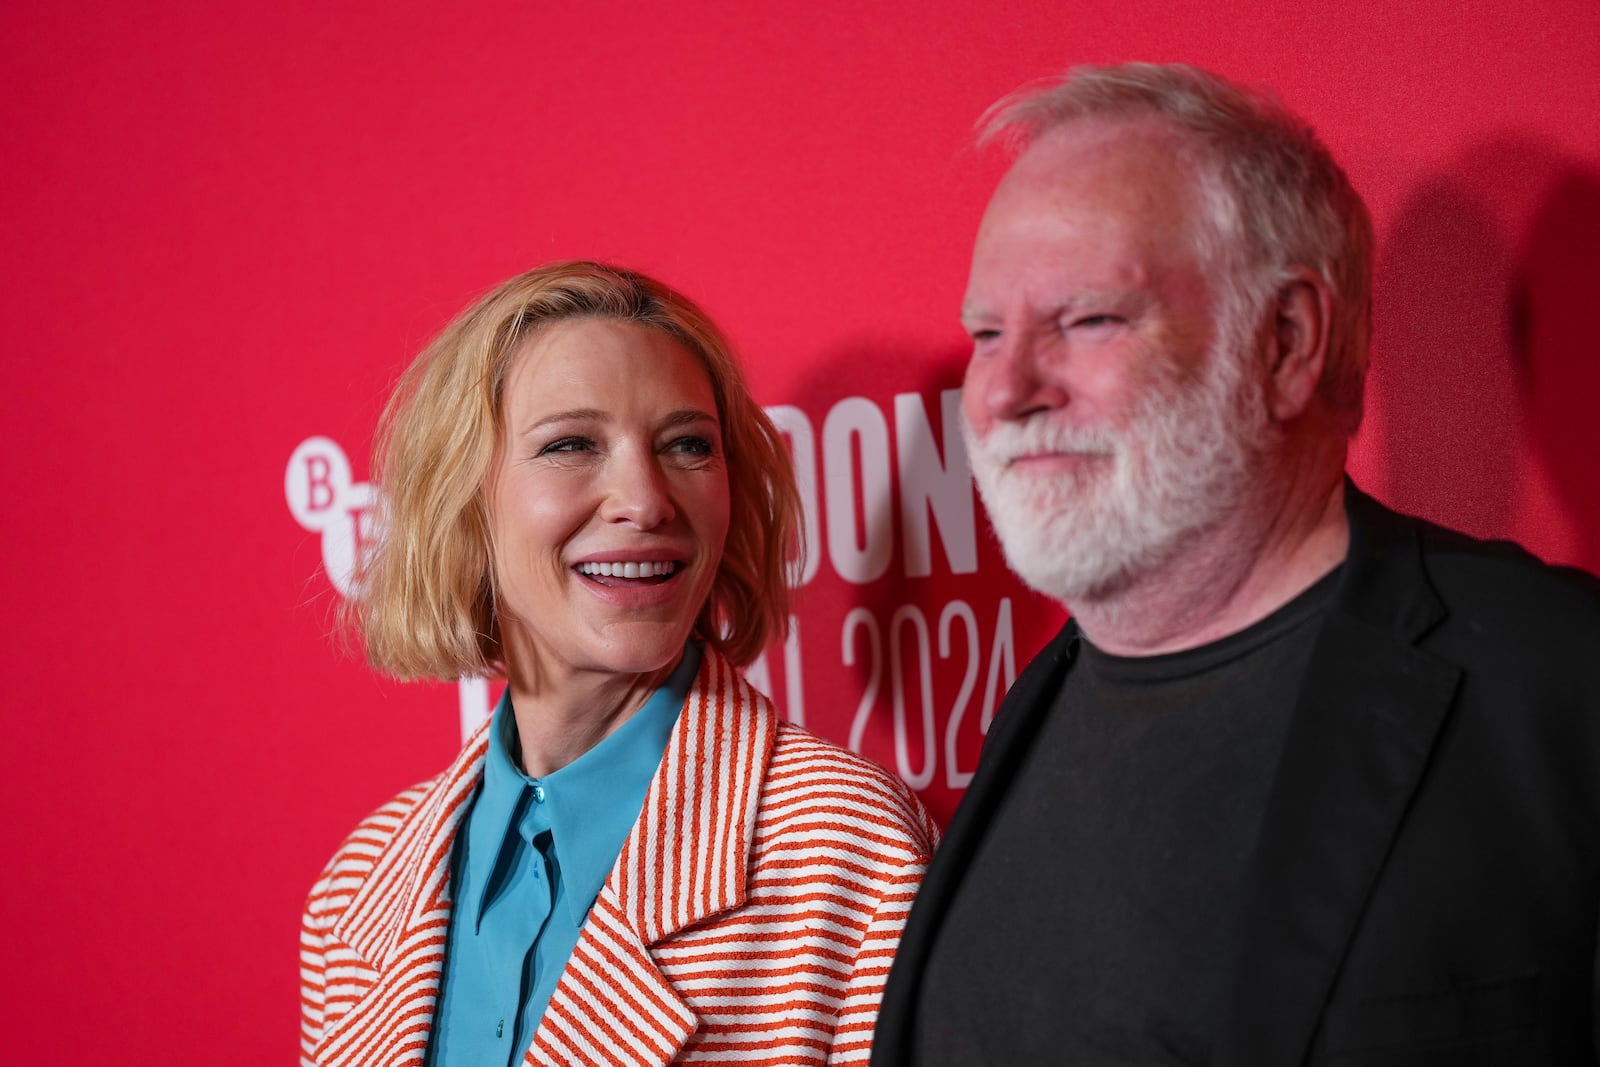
{"left": 982, "top": 63, "right": 1373, "bottom": 434}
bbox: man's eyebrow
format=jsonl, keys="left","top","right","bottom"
{"left": 959, "top": 303, "right": 995, "bottom": 324}
{"left": 962, "top": 291, "right": 1137, "bottom": 323}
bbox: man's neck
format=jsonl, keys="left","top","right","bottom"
{"left": 1070, "top": 464, "right": 1350, "bottom": 657}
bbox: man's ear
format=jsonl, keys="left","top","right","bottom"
{"left": 1265, "top": 268, "right": 1333, "bottom": 422}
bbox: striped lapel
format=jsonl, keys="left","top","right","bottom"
{"left": 529, "top": 649, "right": 777, "bottom": 1066}
{"left": 317, "top": 724, "right": 489, "bottom": 1066}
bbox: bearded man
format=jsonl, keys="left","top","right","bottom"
{"left": 871, "top": 63, "right": 1600, "bottom": 1066}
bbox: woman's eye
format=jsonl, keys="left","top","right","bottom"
{"left": 538, "top": 436, "right": 593, "bottom": 455}
{"left": 666, "top": 435, "right": 715, "bottom": 456}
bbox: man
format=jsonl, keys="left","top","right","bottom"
{"left": 873, "top": 63, "right": 1600, "bottom": 1065}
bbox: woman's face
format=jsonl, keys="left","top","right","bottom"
{"left": 489, "top": 317, "right": 731, "bottom": 685}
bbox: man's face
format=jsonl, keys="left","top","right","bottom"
{"left": 960, "top": 117, "right": 1273, "bottom": 604}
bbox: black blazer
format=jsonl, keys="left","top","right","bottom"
{"left": 873, "top": 484, "right": 1600, "bottom": 1066}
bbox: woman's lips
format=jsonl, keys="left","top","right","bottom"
{"left": 571, "top": 557, "right": 688, "bottom": 596}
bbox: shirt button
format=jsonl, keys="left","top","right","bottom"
{"left": 532, "top": 784, "right": 546, "bottom": 803}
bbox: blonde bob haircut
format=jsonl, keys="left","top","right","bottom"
{"left": 352, "top": 260, "right": 800, "bottom": 681}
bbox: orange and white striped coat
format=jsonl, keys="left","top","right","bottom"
{"left": 301, "top": 650, "right": 938, "bottom": 1066}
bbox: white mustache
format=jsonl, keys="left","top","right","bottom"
{"left": 970, "top": 418, "right": 1121, "bottom": 468}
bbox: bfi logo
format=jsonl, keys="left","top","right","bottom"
{"left": 284, "top": 436, "right": 382, "bottom": 598}
{"left": 284, "top": 436, "right": 498, "bottom": 740}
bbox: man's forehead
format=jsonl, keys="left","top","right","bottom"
{"left": 995, "top": 116, "right": 1201, "bottom": 209}
{"left": 963, "top": 119, "right": 1217, "bottom": 320}
{"left": 971, "top": 117, "right": 1208, "bottom": 272}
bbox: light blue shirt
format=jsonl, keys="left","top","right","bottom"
{"left": 427, "top": 645, "right": 698, "bottom": 1067}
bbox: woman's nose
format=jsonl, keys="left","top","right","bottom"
{"left": 600, "top": 452, "right": 676, "bottom": 529}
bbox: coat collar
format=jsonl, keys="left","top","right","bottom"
{"left": 324, "top": 648, "right": 778, "bottom": 1067}
{"left": 1211, "top": 480, "right": 1463, "bottom": 1065}
{"left": 531, "top": 648, "right": 776, "bottom": 1064}
{"left": 318, "top": 723, "right": 485, "bottom": 1066}
{"left": 333, "top": 723, "right": 486, "bottom": 974}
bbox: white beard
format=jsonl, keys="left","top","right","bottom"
{"left": 965, "top": 324, "right": 1275, "bottom": 605}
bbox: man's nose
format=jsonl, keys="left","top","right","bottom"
{"left": 971, "top": 332, "right": 1068, "bottom": 423}
{"left": 601, "top": 451, "right": 676, "bottom": 529}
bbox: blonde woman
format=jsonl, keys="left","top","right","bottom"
{"left": 300, "top": 261, "right": 936, "bottom": 1067}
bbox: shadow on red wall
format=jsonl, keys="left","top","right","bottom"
{"left": 1516, "top": 163, "right": 1600, "bottom": 572}
{"left": 1369, "top": 133, "right": 1600, "bottom": 574}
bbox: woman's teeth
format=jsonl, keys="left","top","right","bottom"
{"left": 577, "top": 561, "right": 678, "bottom": 579}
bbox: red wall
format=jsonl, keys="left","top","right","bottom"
{"left": 4, "top": 2, "right": 1597, "bottom": 1062}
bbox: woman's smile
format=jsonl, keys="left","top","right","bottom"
{"left": 488, "top": 317, "right": 731, "bottom": 686}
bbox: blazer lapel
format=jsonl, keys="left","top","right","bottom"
{"left": 316, "top": 726, "right": 490, "bottom": 1067}
{"left": 1213, "top": 484, "right": 1463, "bottom": 1066}
{"left": 529, "top": 649, "right": 776, "bottom": 1066}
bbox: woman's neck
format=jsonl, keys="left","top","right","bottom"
{"left": 502, "top": 654, "right": 681, "bottom": 778}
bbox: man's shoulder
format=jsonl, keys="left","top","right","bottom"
{"left": 1349, "top": 486, "right": 1600, "bottom": 620}
{"left": 1406, "top": 510, "right": 1600, "bottom": 623}
{"left": 1347, "top": 493, "right": 1600, "bottom": 688}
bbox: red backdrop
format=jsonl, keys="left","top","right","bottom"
{"left": 4, "top": 2, "right": 1598, "bottom": 1062}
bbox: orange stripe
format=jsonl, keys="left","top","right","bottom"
{"left": 726, "top": 659, "right": 748, "bottom": 908}
{"left": 648, "top": 677, "right": 674, "bottom": 940}
{"left": 684, "top": 660, "right": 710, "bottom": 930}
{"left": 578, "top": 904, "right": 693, "bottom": 1033}
{"left": 552, "top": 957, "right": 656, "bottom": 1062}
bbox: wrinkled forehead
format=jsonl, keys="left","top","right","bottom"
{"left": 492, "top": 317, "right": 720, "bottom": 443}
{"left": 985, "top": 117, "right": 1213, "bottom": 243}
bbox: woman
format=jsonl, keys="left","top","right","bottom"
{"left": 300, "top": 261, "right": 937, "bottom": 1067}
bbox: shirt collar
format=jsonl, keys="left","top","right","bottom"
{"left": 474, "top": 644, "right": 700, "bottom": 926}
{"left": 462, "top": 701, "right": 535, "bottom": 922}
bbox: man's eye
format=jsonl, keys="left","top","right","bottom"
{"left": 969, "top": 328, "right": 1001, "bottom": 344}
{"left": 1070, "top": 314, "right": 1123, "bottom": 331}
{"left": 539, "top": 436, "right": 593, "bottom": 455}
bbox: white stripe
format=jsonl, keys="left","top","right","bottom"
{"left": 585, "top": 903, "right": 696, "bottom": 1036}
{"left": 691, "top": 685, "right": 717, "bottom": 920}
{"left": 675, "top": 685, "right": 703, "bottom": 932}
{"left": 711, "top": 660, "right": 738, "bottom": 908}
{"left": 553, "top": 948, "right": 673, "bottom": 1062}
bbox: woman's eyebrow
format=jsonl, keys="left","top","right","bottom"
{"left": 516, "top": 408, "right": 720, "bottom": 435}
{"left": 659, "top": 408, "right": 720, "bottom": 428}
{"left": 519, "top": 408, "right": 605, "bottom": 433}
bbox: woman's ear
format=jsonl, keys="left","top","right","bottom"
{"left": 1265, "top": 268, "right": 1334, "bottom": 422}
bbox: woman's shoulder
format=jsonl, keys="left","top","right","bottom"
{"left": 305, "top": 736, "right": 487, "bottom": 916}
{"left": 759, "top": 720, "right": 940, "bottom": 862}
{"left": 304, "top": 775, "right": 441, "bottom": 914}
{"left": 319, "top": 777, "right": 437, "bottom": 864}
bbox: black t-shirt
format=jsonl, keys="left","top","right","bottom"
{"left": 913, "top": 568, "right": 1341, "bottom": 1065}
